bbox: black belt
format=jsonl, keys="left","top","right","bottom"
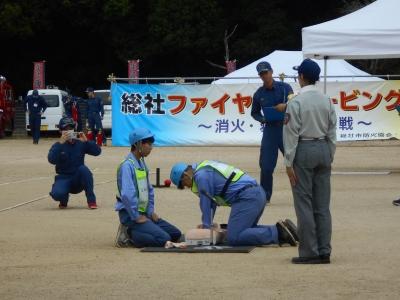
{"left": 236, "top": 184, "right": 258, "bottom": 196}
{"left": 299, "top": 136, "right": 326, "bottom": 141}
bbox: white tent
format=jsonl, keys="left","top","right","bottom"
{"left": 302, "top": 0, "right": 400, "bottom": 59}
{"left": 213, "top": 50, "right": 381, "bottom": 84}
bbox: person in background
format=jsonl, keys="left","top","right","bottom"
{"left": 25, "top": 90, "right": 47, "bottom": 144}
{"left": 85, "top": 87, "right": 106, "bottom": 146}
{"left": 63, "top": 94, "right": 83, "bottom": 132}
{"left": 251, "top": 61, "right": 293, "bottom": 204}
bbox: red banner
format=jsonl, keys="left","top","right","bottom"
{"left": 128, "top": 59, "right": 140, "bottom": 83}
{"left": 33, "top": 61, "right": 45, "bottom": 89}
{"left": 225, "top": 60, "right": 236, "bottom": 74}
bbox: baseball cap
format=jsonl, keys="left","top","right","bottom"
{"left": 293, "top": 58, "right": 321, "bottom": 82}
{"left": 256, "top": 61, "right": 273, "bottom": 74}
{"left": 85, "top": 87, "right": 94, "bottom": 93}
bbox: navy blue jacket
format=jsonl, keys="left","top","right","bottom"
{"left": 25, "top": 95, "right": 48, "bottom": 115}
{"left": 251, "top": 81, "right": 293, "bottom": 123}
{"left": 48, "top": 140, "right": 101, "bottom": 175}
{"left": 86, "top": 97, "right": 104, "bottom": 119}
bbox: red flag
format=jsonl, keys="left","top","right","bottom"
{"left": 33, "top": 61, "right": 46, "bottom": 89}
{"left": 225, "top": 60, "right": 237, "bottom": 74}
{"left": 128, "top": 60, "right": 140, "bottom": 83}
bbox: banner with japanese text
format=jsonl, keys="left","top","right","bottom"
{"left": 111, "top": 83, "right": 264, "bottom": 146}
{"left": 111, "top": 81, "right": 400, "bottom": 146}
{"left": 33, "top": 61, "right": 46, "bottom": 89}
{"left": 326, "top": 80, "right": 400, "bottom": 141}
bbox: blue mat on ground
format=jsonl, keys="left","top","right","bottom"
{"left": 140, "top": 245, "right": 255, "bottom": 253}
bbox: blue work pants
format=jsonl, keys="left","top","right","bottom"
{"left": 119, "top": 209, "right": 182, "bottom": 247}
{"left": 50, "top": 165, "right": 96, "bottom": 205}
{"left": 29, "top": 113, "right": 41, "bottom": 143}
{"left": 227, "top": 186, "right": 278, "bottom": 246}
{"left": 259, "top": 124, "right": 284, "bottom": 201}
{"left": 88, "top": 112, "right": 103, "bottom": 132}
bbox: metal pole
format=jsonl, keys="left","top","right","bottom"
{"left": 324, "top": 56, "right": 328, "bottom": 94}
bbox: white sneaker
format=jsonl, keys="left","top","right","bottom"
{"left": 115, "top": 224, "right": 134, "bottom": 248}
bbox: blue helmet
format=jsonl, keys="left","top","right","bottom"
{"left": 129, "top": 128, "right": 155, "bottom": 145}
{"left": 170, "top": 162, "right": 189, "bottom": 187}
{"left": 59, "top": 117, "right": 75, "bottom": 130}
{"left": 32, "top": 90, "right": 39, "bottom": 97}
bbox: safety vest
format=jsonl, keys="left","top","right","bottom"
{"left": 191, "top": 160, "right": 244, "bottom": 207}
{"left": 116, "top": 158, "right": 149, "bottom": 213}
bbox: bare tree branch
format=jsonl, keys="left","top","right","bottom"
{"left": 205, "top": 59, "right": 227, "bottom": 70}
{"left": 224, "top": 24, "right": 238, "bottom": 61}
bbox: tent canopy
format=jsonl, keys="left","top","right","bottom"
{"left": 213, "top": 50, "right": 381, "bottom": 84}
{"left": 302, "top": 0, "right": 400, "bottom": 59}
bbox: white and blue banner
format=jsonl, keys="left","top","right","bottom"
{"left": 111, "top": 81, "right": 400, "bottom": 146}
{"left": 111, "top": 83, "right": 264, "bottom": 146}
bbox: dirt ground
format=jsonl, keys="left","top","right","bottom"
{"left": 1, "top": 137, "right": 400, "bottom": 300}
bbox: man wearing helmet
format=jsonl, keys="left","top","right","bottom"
{"left": 251, "top": 61, "right": 293, "bottom": 204}
{"left": 48, "top": 117, "right": 101, "bottom": 209}
{"left": 114, "top": 128, "right": 181, "bottom": 248}
{"left": 169, "top": 160, "right": 298, "bottom": 247}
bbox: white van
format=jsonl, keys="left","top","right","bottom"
{"left": 26, "top": 88, "right": 68, "bottom": 132}
{"left": 94, "top": 89, "right": 111, "bottom": 130}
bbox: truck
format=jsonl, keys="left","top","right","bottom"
{"left": 0, "top": 76, "right": 16, "bottom": 138}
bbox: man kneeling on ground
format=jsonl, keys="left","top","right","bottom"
{"left": 170, "top": 160, "right": 298, "bottom": 247}
{"left": 114, "top": 128, "right": 182, "bottom": 248}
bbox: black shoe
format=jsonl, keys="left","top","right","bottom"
{"left": 276, "top": 220, "right": 297, "bottom": 246}
{"left": 283, "top": 219, "right": 299, "bottom": 242}
{"left": 292, "top": 256, "right": 330, "bottom": 264}
{"left": 319, "top": 254, "right": 331, "bottom": 264}
{"left": 393, "top": 199, "right": 400, "bottom": 206}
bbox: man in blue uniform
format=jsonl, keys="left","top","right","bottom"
{"left": 114, "top": 128, "right": 182, "bottom": 248}
{"left": 63, "top": 94, "right": 83, "bottom": 131}
{"left": 25, "top": 90, "right": 48, "bottom": 144}
{"left": 48, "top": 117, "right": 101, "bottom": 209}
{"left": 85, "top": 87, "right": 106, "bottom": 145}
{"left": 170, "top": 160, "right": 298, "bottom": 246}
{"left": 251, "top": 62, "right": 293, "bottom": 204}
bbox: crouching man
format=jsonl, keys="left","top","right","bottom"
{"left": 48, "top": 117, "right": 101, "bottom": 209}
{"left": 170, "top": 160, "right": 298, "bottom": 247}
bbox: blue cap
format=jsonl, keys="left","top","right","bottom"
{"left": 170, "top": 163, "right": 189, "bottom": 187}
{"left": 129, "top": 128, "right": 155, "bottom": 145}
{"left": 85, "top": 87, "right": 94, "bottom": 93}
{"left": 59, "top": 117, "right": 75, "bottom": 130}
{"left": 256, "top": 61, "right": 272, "bottom": 74}
{"left": 293, "top": 58, "right": 321, "bottom": 81}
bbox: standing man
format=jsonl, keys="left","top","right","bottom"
{"left": 251, "top": 61, "right": 293, "bottom": 204}
{"left": 170, "top": 160, "right": 298, "bottom": 247}
{"left": 25, "top": 90, "right": 47, "bottom": 144}
{"left": 283, "top": 58, "right": 337, "bottom": 264}
{"left": 85, "top": 87, "right": 106, "bottom": 145}
{"left": 114, "top": 128, "right": 182, "bottom": 248}
{"left": 63, "top": 94, "right": 83, "bottom": 132}
{"left": 48, "top": 117, "right": 101, "bottom": 209}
